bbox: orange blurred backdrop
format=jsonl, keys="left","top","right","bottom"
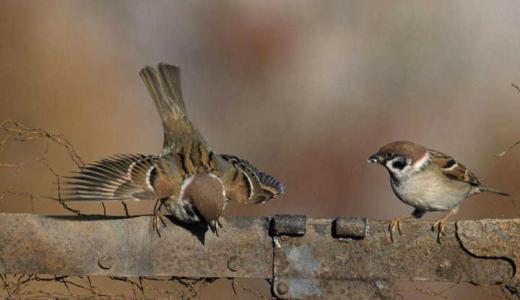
{"left": 0, "top": 1, "right": 519, "bottom": 299}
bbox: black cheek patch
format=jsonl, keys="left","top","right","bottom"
{"left": 392, "top": 160, "right": 406, "bottom": 170}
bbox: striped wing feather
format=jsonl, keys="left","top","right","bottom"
{"left": 429, "top": 149, "right": 480, "bottom": 186}
{"left": 220, "top": 154, "right": 286, "bottom": 204}
{"left": 63, "top": 154, "right": 159, "bottom": 201}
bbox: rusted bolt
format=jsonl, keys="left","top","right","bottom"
{"left": 98, "top": 255, "right": 114, "bottom": 270}
{"left": 227, "top": 256, "right": 240, "bottom": 272}
{"left": 276, "top": 281, "right": 289, "bottom": 295}
{"left": 333, "top": 217, "right": 368, "bottom": 239}
{"left": 270, "top": 214, "right": 306, "bottom": 236}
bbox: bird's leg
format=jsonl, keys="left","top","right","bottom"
{"left": 208, "top": 218, "right": 224, "bottom": 237}
{"left": 388, "top": 215, "right": 413, "bottom": 242}
{"left": 121, "top": 201, "right": 130, "bottom": 217}
{"left": 152, "top": 198, "right": 166, "bottom": 236}
{"left": 216, "top": 217, "right": 224, "bottom": 229}
{"left": 432, "top": 206, "right": 459, "bottom": 242}
{"left": 215, "top": 217, "right": 224, "bottom": 236}
{"left": 213, "top": 223, "right": 220, "bottom": 237}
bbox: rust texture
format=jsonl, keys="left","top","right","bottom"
{"left": 0, "top": 214, "right": 517, "bottom": 299}
{"left": 457, "top": 219, "right": 520, "bottom": 294}
{"left": 333, "top": 216, "right": 368, "bottom": 239}
{"left": 0, "top": 214, "right": 272, "bottom": 278}
{"left": 270, "top": 214, "right": 306, "bottom": 236}
{"left": 273, "top": 218, "right": 515, "bottom": 299}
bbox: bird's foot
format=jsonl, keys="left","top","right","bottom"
{"left": 431, "top": 207, "right": 458, "bottom": 243}
{"left": 388, "top": 215, "right": 411, "bottom": 242}
{"left": 152, "top": 199, "right": 166, "bottom": 237}
{"left": 432, "top": 218, "right": 448, "bottom": 243}
{"left": 209, "top": 218, "right": 224, "bottom": 237}
{"left": 152, "top": 213, "right": 167, "bottom": 237}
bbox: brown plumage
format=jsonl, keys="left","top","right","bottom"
{"left": 428, "top": 149, "right": 480, "bottom": 187}
{"left": 369, "top": 140, "right": 509, "bottom": 242}
{"left": 184, "top": 174, "right": 226, "bottom": 224}
{"left": 373, "top": 141, "right": 501, "bottom": 190}
{"left": 376, "top": 141, "right": 428, "bottom": 164}
{"left": 63, "top": 63, "right": 285, "bottom": 234}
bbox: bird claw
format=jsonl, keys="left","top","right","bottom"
{"left": 388, "top": 215, "right": 409, "bottom": 242}
{"left": 432, "top": 219, "right": 447, "bottom": 243}
{"left": 152, "top": 199, "right": 166, "bottom": 237}
{"left": 209, "top": 218, "right": 224, "bottom": 236}
{"left": 431, "top": 207, "right": 458, "bottom": 244}
{"left": 152, "top": 213, "right": 167, "bottom": 237}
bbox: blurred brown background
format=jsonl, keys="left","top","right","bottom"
{"left": 0, "top": 1, "right": 519, "bottom": 299}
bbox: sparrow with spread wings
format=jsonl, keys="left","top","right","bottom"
{"left": 63, "top": 63, "right": 285, "bottom": 235}
{"left": 368, "top": 141, "right": 508, "bottom": 242}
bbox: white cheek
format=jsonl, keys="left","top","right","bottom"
{"left": 385, "top": 160, "right": 395, "bottom": 171}
{"left": 386, "top": 158, "right": 413, "bottom": 178}
{"left": 413, "top": 152, "right": 430, "bottom": 171}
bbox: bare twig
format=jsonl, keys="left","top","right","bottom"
{"left": 512, "top": 83, "right": 520, "bottom": 94}
{"left": 0, "top": 121, "right": 255, "bottom": 298}
{"left": 0, "top": 120, "right": 84, "bottom": 167}
{"left": 495, "top": 140, "right": 520, "bottom": 158}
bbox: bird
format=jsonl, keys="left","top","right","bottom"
{"left": 368, "top": 140, "right": 508, "bottom": 241}
{"left": 62, "top": 63, "right": 285, "bottom": 236}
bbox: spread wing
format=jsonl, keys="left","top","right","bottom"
{"left": 219, "top": 154, "right": 286, "bottom": 204}
{"left": 62, "top": 154, "right": 178, "bottom": 201}
{"left": 429, "top": 149, "right": 480, "bottom": 186}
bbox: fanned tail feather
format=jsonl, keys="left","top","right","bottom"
{"left": 139, "top": 64, "right": 186, "bottom": 122}
{"left": 139, "top": 63, "right": 207, "bottom": 154}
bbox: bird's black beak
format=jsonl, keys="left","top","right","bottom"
{"left": 368, "top": 154, "right": 385, "bottom": 164}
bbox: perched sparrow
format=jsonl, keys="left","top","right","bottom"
{"left": 368, "top": 140, "right": 508, "bottom": 241}
{"left": 63, "top": 63, "right": 285, "bottom": 235}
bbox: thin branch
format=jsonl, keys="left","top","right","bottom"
{"left": 512, "top": 83, "right": 520, "bottom": 94}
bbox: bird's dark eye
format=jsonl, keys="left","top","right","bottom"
{"left": 385, "top": 153, "right": 393, "bottom": 159}
{"left": 392, "top": 159, "right": 406, "bottom": 170}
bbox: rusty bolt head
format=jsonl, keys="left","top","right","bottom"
{"left": 227, "top": 256, "right": 240, "bottom": 272}
{"left": 276, "top": 281, "right": 289, "bottom": 295}
{"left": 270, "top": 214, "right": 306, "bottom": 236}
{"left": 98, "top": 255, "right": 114, "bottom": 270}
{"left": 333, "top": 217, "right": 368, "bottom": 239}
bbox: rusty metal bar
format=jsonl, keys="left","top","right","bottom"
{"left": 272, "top": 218, "right": 518, "bottom": 299}
{"left": 0, "top": 214, "right": 517, "bottom": 298}
{"left": 0, "top": 214, "right": 272, "bottom": 278}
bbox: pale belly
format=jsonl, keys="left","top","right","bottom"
{"left": 390, "top": 169, "right": 474, "bottom": 211}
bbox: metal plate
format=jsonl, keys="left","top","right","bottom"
{"left": 272, "top": 218, "right": 513, "bottom": 299}
{"left": 0, "top": 214, "right": 272, "bottom": 278}
{"left": 0, "top": 213, "right": 517, "bottom": 298}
